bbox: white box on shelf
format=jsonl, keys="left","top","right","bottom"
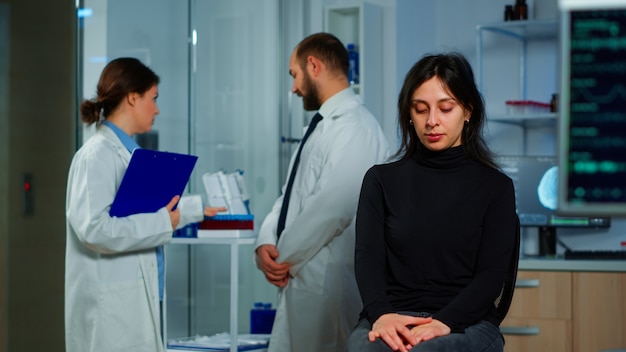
{"left": 197, "top": 229, "right": 255, "bottom": 239}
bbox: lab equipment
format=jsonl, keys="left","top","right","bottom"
{"left": 347, "top": 43, "right": 359, "bottom": 85}
{"left": 558, "top": 1, "right": 626, "bottom": 216}
{"left": 497, "top": 155, "right": 611, "bottom": 256}
{"left": 564, "top": 249, "right": 626, "bottom": 260}
{"left": 203, "top": 170, "right": 250, "bottom": 215}
{"left": 250, "top": 302, "right": 276, "bottom": 334}
{"left": 197, "top": 170, "right": 254, "bottom": 238}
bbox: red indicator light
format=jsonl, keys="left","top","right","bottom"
{"left": 24, "top": 182, "right": 31, "bottom": 192}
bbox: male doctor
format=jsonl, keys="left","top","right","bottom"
{"left": 255, "top": 32, "right": 389, "bottom": 352}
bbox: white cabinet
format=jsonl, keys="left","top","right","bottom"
{"left": 476, "top": 19, "right": 559, "bottom": 127}
{"left": 324, "top": 3, "right": 383, "bottom": 123}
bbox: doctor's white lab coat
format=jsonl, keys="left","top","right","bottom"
{"left": 256, "top": 88, "right": 389, "bottom": 352}
{"left": 65, "top": 124, "right": 203, "bottom": 352}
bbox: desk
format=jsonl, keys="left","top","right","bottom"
{"left": 168, "top": 231, "right": 257, "bottom": 352}
{"left": 518, "top": 257, "right": 626, "bottom": 272}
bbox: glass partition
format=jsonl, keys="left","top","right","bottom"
{"left": 76, "top": 0, "right": 281, "bottom": 340}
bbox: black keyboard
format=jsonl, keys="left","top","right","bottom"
{"left": 564, "top": 249, "right": 626, "bottom": 260}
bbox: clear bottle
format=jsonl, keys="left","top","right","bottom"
{"left": 347, "top": 43, "right": 359, "bottom": 85}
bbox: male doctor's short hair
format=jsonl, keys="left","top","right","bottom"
{"left": 80, "top": 57, "right": 160, "bottom": 125}
{"left": 295, "top": 32, "right": 350, "bottom": 79}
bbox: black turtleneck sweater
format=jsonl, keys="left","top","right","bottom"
{"left": 355, "top": 146, "right": 517, "bottom": 333}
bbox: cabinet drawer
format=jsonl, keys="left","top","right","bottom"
{"left": 500, "top": 317, "right": 572, "bottom": 352}
{"left": 572, "top": 272, "right": 626, "bottom": 352}
{"left": 507, "top": 271, "right": 572, "bottom": 319}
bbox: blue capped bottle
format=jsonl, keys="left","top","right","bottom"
{"left": 250, "top": 302, "right": 276, "bottom": 334}
{"left": 347, "top": 43, "right": 359, "bottom": 85}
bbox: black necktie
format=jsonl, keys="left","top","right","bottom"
{"left": 276, "top": 113, "right": 323, "bottom": 240}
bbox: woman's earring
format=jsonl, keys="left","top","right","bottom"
{"left": 464, "top": 119, "right": 469, "bottom": 123}
{"left": 409, "top": 120, "right": 414, "bottom": 125}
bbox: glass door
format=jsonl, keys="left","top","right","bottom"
{"left": 76, "top": 0, "right": 282, "bottom": 340}
{"left": 182, "top": 0, "right": 281, "bottom": 339}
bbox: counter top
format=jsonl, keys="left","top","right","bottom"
{"left": 519, "top": 257, "right": 626, "bottom": 272}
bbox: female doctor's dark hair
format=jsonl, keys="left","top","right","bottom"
{"left": 80, "top": 57, "right": 160, "bottom": 125}
{"left": 393, "top": 52, "right": 497, "bottom": 169}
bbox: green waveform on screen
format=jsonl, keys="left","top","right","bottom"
{"left": 572, "top": 160, "right": 626, "bottom": 174}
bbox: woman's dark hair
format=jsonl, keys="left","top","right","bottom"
{"left": 80, "top": 57, "right": 160, "bottom": 125}
{"left": 295, "top": 32, "right": 350, "bottom": 79}
{"left": 392, "top": 52, "right": 497, "bottom": 169}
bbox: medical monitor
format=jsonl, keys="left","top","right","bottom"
{"left": 558, "top": 0, "right": 626, "bottom": 215}
{"left": 499, "top": 155, "right": 611, "bottom": 228}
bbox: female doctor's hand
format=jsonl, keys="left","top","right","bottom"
{"left": 166, "top": 195, "right": 181, "bottom": 230}
{"left": 204, "top": 205, "right": 227, "bottom": 217}
{"left": 165, "top": 197, "right": 226, "bottom": 230}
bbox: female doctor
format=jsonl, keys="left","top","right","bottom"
{"left": 65, "top": 57, "right": 225, "bottom": 352}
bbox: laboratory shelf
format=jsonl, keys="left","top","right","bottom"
{"left": 168, "top": 230, "right": 257, "bottom": 352}
{"left": 476, "top": 19, "right": 558, "bottom": 41}
{"left": 476, "top": 18, "right": 560, "bottom": 155}
{"left": 488, "top": 112, "right": 557, "bottom": 128}
{"left": 172, "top": 231, "right": 256, "bottom": 245}
{"left": 167, "top": 332, "right": 269, "bottom": 351}
{"left": 475, "top": 18, "right": 558, "bottom": 96}
{"left": 325, "top": 3, "right": 383, "bottom": 122}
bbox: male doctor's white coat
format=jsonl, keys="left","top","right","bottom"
{"left": 256, "top": 88, "right": 389, "bottom": 352}
{"left": 65, "top": 124, "right": 204, "bottom": 352}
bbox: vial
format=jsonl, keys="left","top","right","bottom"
{"left": 550, "top": 94, "right": 558, "bottom": 112}
{"left": 346, "top": 43, "right": 359, "bottom": 85}
{"left": 504, "top": 5, "right": 514, "bottom": 21}
{"left": 514, "top": 0, "right": 528, "bottom": 20}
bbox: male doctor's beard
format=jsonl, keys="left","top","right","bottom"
{"left": 301, "top": 71, "right": 321, "bottom": 111}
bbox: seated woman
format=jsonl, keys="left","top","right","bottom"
{"left": 346, "top": 52, "right": 518, "bottom": 352}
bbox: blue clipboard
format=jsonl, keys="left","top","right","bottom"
{"left": 109, "top": 149, "right": 199, "bottom": 217}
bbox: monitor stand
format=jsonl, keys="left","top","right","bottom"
{"left": 538, "top": 226, "right": 557, "bottom": 256}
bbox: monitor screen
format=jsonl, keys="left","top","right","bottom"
{"left": 558, "top": 1, "right": 626, "bottom": 215}
{"left": 498, "top": 155, "right": 611, "bottom": 228}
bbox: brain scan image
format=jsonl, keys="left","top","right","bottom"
{"left": 537, "top": 166, "right": 558, "bottom": 210}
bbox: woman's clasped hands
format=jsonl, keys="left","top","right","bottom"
{"left": 369, "top": 313, "right": 451, "bottom": 352}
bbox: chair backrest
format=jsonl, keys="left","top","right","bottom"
{"left": 495, "top": 214, "right": 521, "bottom": 323}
